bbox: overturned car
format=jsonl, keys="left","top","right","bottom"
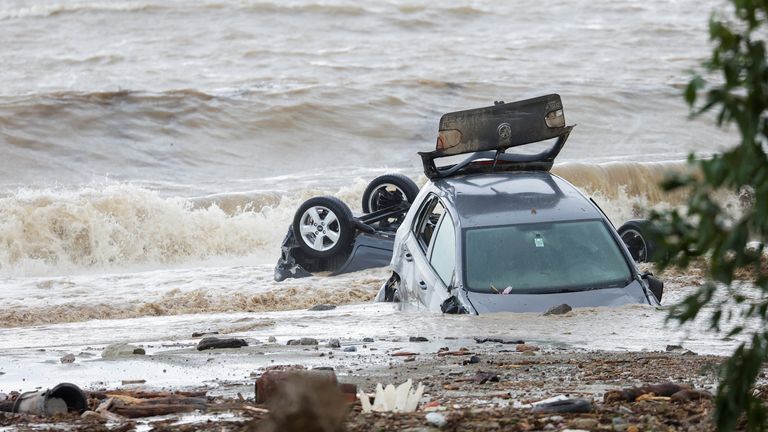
{"left": 275, "top": 94, "right": 662, "bottom": 314}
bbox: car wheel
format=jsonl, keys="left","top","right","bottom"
{"left": 617, "top": 220, "right": 658, "bottom": 263}
{"left": 293, "top": 196, "right": 354, "bottom": 258}
{"left": 362, "top": 174, "right": 419, "bottom": 213}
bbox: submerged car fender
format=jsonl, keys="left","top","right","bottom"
{"left": 274, "top": 228, "right": 394, "bottom": 282}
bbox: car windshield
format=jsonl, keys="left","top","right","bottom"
{"left": 463, "top": 219, "right": 632, "bottom": 294}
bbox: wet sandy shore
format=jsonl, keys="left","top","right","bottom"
{"left": 4, "top": 260, "right": 766, "bottom": 430}
{"left": 0, "top": 334, "right": 743, "bottom": 431}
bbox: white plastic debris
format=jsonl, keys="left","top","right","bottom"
{"left": 357, "top": 379, "right": 424, "bottom": 413}
{"left": 425, "top": 412, "right": 447, "bottom": 428}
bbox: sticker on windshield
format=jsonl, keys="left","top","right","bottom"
{"left": 534, "top": 234, "right": 544, "bottom": 248}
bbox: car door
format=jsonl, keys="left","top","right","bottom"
{"left": 402, "top": 195, "right": 455, "bottom": 310}
{"left": 424, "top": 209, "right": 456, "bottom": 311}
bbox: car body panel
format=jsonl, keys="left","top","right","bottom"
{"left": 333, "top": 233, "right": 394, "bottom": 274}
{"left": 274, "top": 229, "right": 394, "bottom": 282}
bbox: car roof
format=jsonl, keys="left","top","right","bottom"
{"left": 433, "top": 171, "right": 605, "bottom": 228}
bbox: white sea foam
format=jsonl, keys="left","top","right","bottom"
{"left": 0, "top": 161, "right": 741, "bottom": 277}
{"left": 0, "top": 180, "right": 384, "bottom": 276}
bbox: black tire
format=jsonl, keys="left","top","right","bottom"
{"left": 362, "top": 174, "right": 419, "bottom": 213}
{"left": 292, "top": 196, "right": 354, "bottom": 259}
{"left": 617, "top": 219, "right": 658, "bottom": 263}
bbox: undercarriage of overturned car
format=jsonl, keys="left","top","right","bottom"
{"left": 274, "top": 94, "right": 663, "bottom": 314}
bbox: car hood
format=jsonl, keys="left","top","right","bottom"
{"left": 465, "top": 280, "right": 650, "bottom": 314}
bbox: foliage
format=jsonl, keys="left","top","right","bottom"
{"left": 650, "top": 0, "right": 768, "bottom": 429}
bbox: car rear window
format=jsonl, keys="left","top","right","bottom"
{"left": 463, "top": 220, "right": 632, "bottom": 294}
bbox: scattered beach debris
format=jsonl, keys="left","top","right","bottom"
{"left": 1, "top": 383, "right": 87, "bottom": 416}
{"left": 101, "top": 343, "right": 145, "bottom": 359}
{"left": 87, "top": 389, "right": 209, "bottom": 419}
{"left": 0, "top": 350, "right": 728, "bottom": 430}
{"left": 665, "top": 344, "right": 698, "bottom": 356}
{"left": 191, "top": 328, "right": 219, "bottom": 337}
{"left": 437, "top": 347, "right": 474, "bottom": 357}
{"left": 474, "top": 336, "right": 525, "bottom": 344}
{"left": 462, "top": 355, "right": 481, "bottom": 365}
{"left": 391, "top": 351, "right": 418, "bottom": 357}
{"left": 256, "top": 372, "right": 349, "bottom": 432}
{"left": 255, "top": 367, "right": 347, "bottom": 404}
{"left": 358, "top": 379, "right": 424, "bottom": 413}
{"left": 603, "top": 383, "right": 692, "bottom": 403}
{"left": 531, "top": 395, "right": 593, "bottom": 413}
{"left": 570, "top": 417, "right": 600, "bottom": 429}
{"left": 287, "top": 337, "right": 319, "bottom": 346}
{"left": 516, "top": 343, "right": 540, "bottom": 352}
{"left": 196, "top": 337, "right": 248, "bottom": 351}
{"left": 425, "top": 411, "right": 448, "bottom": 428}
{"left": 80, "top": 410, "right": 106, "bottom": 423}
{"left": 543, "top": 304, "right": 572, "bottom": 316}
{"left": 473, "top": 371, "right": 500, "bottom": 384}
{"left": 670, "top": 389, "right": 714, "bottom": 402}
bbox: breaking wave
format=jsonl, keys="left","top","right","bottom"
{"left": 0, "top": 180, "right": 375, "bottom": 276}
{"left": 0, "top": 185, "right": 270, "bottom": 273}
{"left": 0, "top": 160, "right": 723, "bottom": 276}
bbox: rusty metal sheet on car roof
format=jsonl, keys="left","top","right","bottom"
{"left": 435, "top": 94, "right": 568, "bottom": 156}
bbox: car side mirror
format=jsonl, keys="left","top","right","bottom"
{"left": 641, "top": 272, "right": 663, "bottom": 302}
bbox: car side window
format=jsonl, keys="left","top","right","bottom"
{"left": 429, "top": 212, "right": 456, "bottom": 286}
{"left": 413, "top": 195, "right": 445, "bottom": 253}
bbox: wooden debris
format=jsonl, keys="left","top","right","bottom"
{"left": 604, "top": 383, "right": 691, "bottom": 403}
{"left": 437, "top": 350, "right": 473, "bottom": 357}
{"left": 89, "top": 389, "right": 207, "bottom": 400}
{"left": 111, "top": 404, "right": 198, "bottom": 418}
{"left": 671, "top": 389, "right": 714, "bottom": 402}
{"left": 391, "top": 351, "right": 419, "bottom": 357}
{"left": 635, "top": 393, "right": 671, "bottom": 402}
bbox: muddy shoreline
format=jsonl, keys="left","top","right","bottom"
{"left": 0, "top": 335, "right": 737, "bottom": 431}
{"left": 3, "top": 260, "right": 762, "bottom": 431}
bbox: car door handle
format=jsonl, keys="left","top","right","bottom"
{"left": 418, "top": 281, "right": 427, "bottom": 290}
{"left": 404, "top": 252, "right": 413, "bottom": 262}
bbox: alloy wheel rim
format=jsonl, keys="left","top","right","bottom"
{"left": 298, "top": 205, "right": 341, "bottom": 251}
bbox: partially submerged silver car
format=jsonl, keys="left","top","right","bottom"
{"left": 375, "top": 171, "right": 662, "bottom": 314}
{"left": 275, "top": 94, "right": 662, "bottom": 314}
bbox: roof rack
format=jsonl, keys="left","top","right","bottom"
{"left": 419, "top": 94, "right": 574, "bottom": 179}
